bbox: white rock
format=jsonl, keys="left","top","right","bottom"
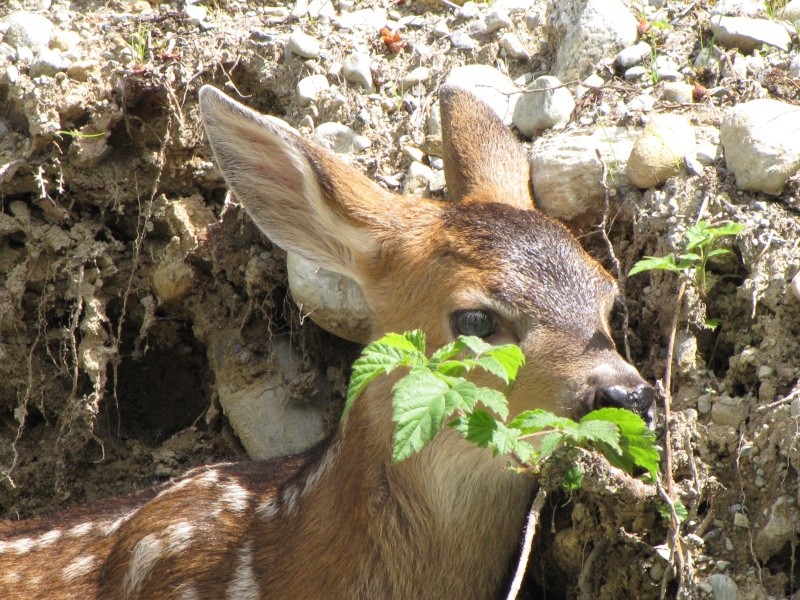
{"left": 445, "top": 64, "right": 520, "bottom": 125}
{"left": 184, "top": 4, "right": 207, "bottom": 22}
{"left": 336, "top": 8, "right": 387, "bottom": 31}
{"left": 790, "top": 54, "right": 800, "bottom": 78}
{"left": 450, "top": 32, "right": 477, "bottom": 50}
{"left": 626, "top": 114, "right": 696, "bottom": 189}
{"left": 485, "top": 9, "right": 512, "bottom": 34}
{"left": 403, "top": 161, "right": 436, "bottom": 197}
{"left": 654, "top": 55, "right": 682, "bottom": 82}
{"left": 29, "top": 47, "right": 70, "bottom": 77}
{"left": 662, "top": 81, "right": 694, "bottom": 104}
{"left": 458, "top": 2, "right": 482, "bottom": 19}
{"left": 499, "top": 33, "right": 530, "bottom": 60}
{"left": 792, "top": 271, "right": 800, "bottom": 302}
{"left": 308, "top": 0, "right": 336, "bottom": 20}
{"left": 711, "top": 16, "right": 791, "bottom": 53}
{"left": 343, "top": 52, "right": 373, "bottom": 90}
{"left": 720, "top": 99, "right": 800, "bottom": 195}
{"left": 705, "top": 574, "right": 738, "bottom": 600}
{"left": 782, "top": 0, "right": 800, "bottom": 21}
{"left": 401, "top": 66, "right": 430, "bottom": 88}
{"left": 615, "top": 41, "right": 651, "bottom": 69}
{"left": 530, "top": 126, "right": 636, "bottom": 223}
{"left": 433, "top": 20, "right": 450, "bottom": 38}
{"left": 513, "top": 76, "right": 575, "bottom": 135}
{"left": 312, "top": 122, "right": 357, "bottom": 154}
{"left": 2, "top": 11, "right": 54, "bottom": 51}
{"left": 624, "top": 65, "right": 647, "bottom": 81}
{"left": 712, "top": 0, "right": 762, "bottom": 15}
{"left": 546, "top": 0, "right": 637, "bottom": 81}
{"left": 626, "top": 94, "right": 656, "bottom": 112}
{"left": 286, "top": 30, "right": 321, "bottom": 59}
{"left": 296, "top": 74, "right": 329, "bottom": 106}
{"left": 286, "top": 253, "right": 373, "bottom": 343}
{"left": 696, "top": 141, "right": 719, "bottom": 166}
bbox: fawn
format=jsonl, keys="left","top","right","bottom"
{"left": 0, "top": 84, "right": 654, "bottom": 599}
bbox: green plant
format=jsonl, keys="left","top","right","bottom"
{"left": 628, "top": 220, "right": 744, "bottom": 294}
{"left": 344, "top": 331, "right": 660, "bottom": 481}
{"left": 766, "top": 0, "right": 788, "bottom": 19}
{"left": 129, "top": 23, "right": 150, "bottom": 63}
{"left": 55, "top": 130, "right": 105, "bottom": 139}
{"left": 646, "top": 47, "right": 661, "bottom": 85}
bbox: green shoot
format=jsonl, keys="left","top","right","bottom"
{"left": 628, "top": 220, "right": 744, "bottom": 293}
{"left": 55, "top": 130, "right": 105, "bottom": 139}
{"left": 129, "top": 24, "right": 150, "bottom": 64}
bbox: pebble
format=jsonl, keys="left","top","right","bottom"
{"left": 432, "top": 20, "right": 449, "bottom": 38}
{"left": 296, "top": 74, "right": 329, "bottom": 106}
{"left": 705, "top": 574, "right": 738, "bottom": 600}
{"left": 458, "top": 2, "right": 482, "bottom": 19}
{"left": 336, "top": 8, "right": 387, "bottom": 31}
{"left": 445, "top": 64, "right": 520, "bottom": 125}
{"left": 512, "top": 75, "right": 574, "bottom": 135}
{"left": 49, "top": 29, "right": 80, "bottom": 53}
{"left": 782, "top": 0, "right": 800, "bottom": 21}
{"left": 791, "top": 271, "right": 800, "bottom": 302}
{"left": 343, "top": 53, "right": 373, "bottom": 90}
{"left": 720, "top": 99, "right": 800, "bottom": 195}
{"left": 312, "top": 122, "right": 357, "bottom": 154}
{"left": 790, "top": 55, "right": 800, "bottom": 79}
{"left": 2, "top": 11, "right": 54, "bottom": 52}
{"left": 733, "top": 512, "right": 749, "bottom": 528}
{"left": 696, "top": 141, "right": 719, "bottom": 165}
{"left": 450, "top": 32, "right": 477, "bottom": 51}
{"left": 711, "top": 16, "right": 791, "bottom": 53}
{"left": 184, "top": 4, "right": 208, "bottom": 23}
{"left": 401, "top": 66, "right": 430, "bottom": 88}
{"left": 653, "top": 55, "right": 682, "bottom": 82}
{"left": 624, "top": 66, "right": 647, "bottom": 81}
{"left": 626, "top": 94, "right": 656, "bottom": 112}
{"left": 697, "top": 394, "right": 712, "bottom": 414}
{"left": 626, "top": 113, "right": 695, "bottom": 188}
{"left": 499, "top": 33, "right": 529, "bottom": 61}
{"left": 711, "top": 394, "right": 746, "bottom": 427}
{"left": 403, "top": 161, "right": 435, "bottom": 197}
{"left": 29, "top": 47, "right": 70, "bottom": 77}
{"left": 485, "top": 9, "right": 512, "bottom": 34}
{"left": 662, "top": 81, "right": 694, "bottom": 104}
{"left": 286, "top": 30, "right": 321, "bottom": 59}
{"left": 615, "top": 41, "right": 651, "bottom": 69}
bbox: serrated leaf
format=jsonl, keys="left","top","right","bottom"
{"left": 628, "top": 255, "right": 682, "bottom": 276}
{"left": 404, "top": 330, "right": 427, "bottom": 352}
{"left": 430, "top": 339, "right": 467, "bottom": 363}
{"left": 474, "top": 387, "right": 509, "bottom": 420}
{"left": 562, "top": 466, "right": 584, "bottom": 491}
{"left": 538, "top": 431, "right": 564, "bottom": 458}
{"left": 451, "top": 409, "right": 521, "bottom": 457}
{"left": 582, "top": 408, "right": 660, "bottom": 480}
{"left": 704, "top": 318, "right": 721, "bottom": 331}
{"left": 460, "top": 335, "right": 493, "bottom": 356}
{"left": 705, "top": 248, "right": 730, "bottom": 259}
{"left": 509, "top": 409, "right": 574, "bottom": 434}
{"left": 678, "top": 253, "right": 701, "bottom": 261}
{"left": 469, "top": 355, "right": 511, "bottom": 384}
{"left": 513, "top": 440, "right": 535, "bottom": 464}
{"left": 574, "top": 419, "right": 621, "bottom": 453}
{"left": 391, "top": 369, "right": 449, "bottom": 462}
{"left": 707, "top": 222, "right": 744, "bottom": 237}
{"left": 379, "top": 331, "right": 425, "bottom": 354}
{"left": 484, "top": 344, "right": 526, "bottom": 383}
{"left": 442, "top": 379, "right": 479, "bottom": 417}
{"left": 431, "top": 360, "right": 467, "bottom": 377}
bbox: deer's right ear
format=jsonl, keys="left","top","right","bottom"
{"left": 439, "top": 84, "right": 532, "bottom": 210}
{"left": 199, "top": 85, "right": 384, "bottom": 283}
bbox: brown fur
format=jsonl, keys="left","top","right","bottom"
{"left": 0, "top": 85, "right": 653, "bottom": 599}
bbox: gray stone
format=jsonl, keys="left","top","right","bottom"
{"left": 433, "top": 20, "right": 449, "bottom": 38}
{"left": 626, "top": 114, "right": 695, "bottom": 188}
{"left": 312, "top": 122, "right": 357, "bottom": 154}
{"left": 513, "top": 75, "right": 575, "bottom": 135}
{"left": 499, "top": 33, "right": 529, "bottom": 60}
{"left": 654, "top": 55, "right": 682, "bottom": 82}
{"left": 755, "top": 496, "right": 795, "bottom": 563}
{"left": 615, "top": 41, "right": 651, "bottom": 69}
{"left": 790, "top": 54, "right": 800, "bottom": 78}
{"left": 711, "top": 16, "right": 791, "bottom": 53}
{"left": 445, "top": 64, "right": 520, "bottom": 125}
{"left": 401, "top": 66, "right": 430, "bottom": 88}
{"left": 782, "top": 0, "right": 800, "bottom": 21}
{"left": 697, "top": 394, "right": 712, "bottom": 414}
{"left": 458, "top": 2, "right": 482, "bottom": 19}
{"left": 710, "top": 394, "right": 747, "bottom": 427}
{"left": 403, "top": 161, "right": 436, "bottom": 196}
{"left": 626, "top": 94, "right": 656, "bottom": 112}
{"left": 485, "top": 9, "right": 512, "bottom": 34}
{"left": 184, "top": 4, "right": 208, "bottom": 22}
{"left": 286, "top": 253, "right": 373, "bottom": 343}
{"left": 705, "top": 574, "right": 738, "bottom": 600}
{"left": 343, "top": 52, "right": 373, "bottom": 90}
{"left": 296, "top": 74, "right": 329, "bottom": 106}
{"left": 29, "top": 47, "right": 70, "bottom": 77}
{"left": 662, "top": 81, "right": 694, "bottom": 104}
{"left": 546, "top": 0, "right": 637, "bottom": 81}
{"left": 624, "top": 65, "right": 647, "bottom": 81}
{"left": 336, "top": 8, "right": 387, "bottom": 31}
{"left": 720, "top": 99, "right": 800, "bottom": 195}
{"left": 286, "top": 30, "right": 321, "bottom": 59}
{"left": 2, "top": 11, "right": 54, "bottom": 52}
{"left": 712, "top": 0, "right": 762, "bottom": 15}
{"left": 450, "top": 32, "right": 477, "bottom": 50}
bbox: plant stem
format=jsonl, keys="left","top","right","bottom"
{"left": 506, "top": 488, "right": 548, "bottom": 600}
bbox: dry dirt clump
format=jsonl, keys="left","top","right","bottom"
{"left": 0, "top": 0, "right": 799, "bottom": 598}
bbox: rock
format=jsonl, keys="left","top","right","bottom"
{"left": 626, "top": 94, "right": 656, "bottom": 112}
{"left": 789, "top": 54, "right": 800, "bottom": 78}
{"left": 755, "top": 496, "right": 795, "bottom": 563}
{"left": 66, "top": 59, "right": 97, "bottom": 81}
{"left": 697, "top": 394, "right": 712, "bottom": 414}
{"left": 626, "top": 114, "right": 695, "bottom": 189}
{"left": 711, "top": 17, "right": 791, "bottom": 53}
{"left": 705, "top": 574, "right": 738, "bottom": 600}
{"left": 782, "top": 0, "right": 800, "bottom": 21}
{"left": 546, "top": 0, "right": 637, "bottom": 81}
{"left": 312, "top": 122, "right": 357, "bottom": 154}
{"left": 403, "top": 160, "right": 436, "bottom": 196}
{"left": 449, "top": 32, "right": 477, "bottom": 50}
{"left": 29, "top": 47, "right": 70, "bottom": 77}
{"left": 286, "top": 30, "right": 321, "bottom": 59}
{"left": 696, "top": 141, "right": 720, "bottom": 166}
{"left": 184, "top": 4, "right": 208, "bottom": 23}
{"left": 711, "top": 394, "right": 747, "bottom": 427}
{"left": 343, "top": 52, "right": 373, "bottom": 90}
{"left": 286, "top": 253, "right": 373, "bottom": 343}
{"left": 792, "top": 271, "right": 800, "bottom": 302}
{"left": 720, "top": 99, "right": 800, "bottom": 195}
{"left": 712, "top": 0, "right": 762, "bottom": 15}
{"left": 733, "top": 512, "right": 749, "bottom": 528}
{"left": 2, "top": 11, "right": 54, "bottom": 52}
{"left": 615, "top": 41, "right": 651, "bottom": 69}
{"left": 433, "top": 20, "right": 450, "bottom": 38}
{"left": 153, "top": 259, "right": 196, "bottom": 304}
{"left": 653, "top": 55, "right": 681, "bottom": 82}
{"left": 485, "top": 9, "right": 512, "bottom": 34}
{"left": 308, "top": 0, "right": 336, "bottom": 20}
{"left": 445, "top": 64, "right": 520, "bottom": 125}
{"left": 296, "top": 74, "right": 329, "bottom": 106}
{"left": 530, "top": 126, "right": 636, "bottom": 223}
{"left": 662, "top": 81, "right": 694, "bottom": 104}
{"left": 49, "top": 29, "right": 80, "bottom": 53}
{"left": 499, "top": 33, "right": 529, "bottom": 60}
{"left": 458, "top": 2, "right": 482, "bottom": 19}
{"left": 336, "top": 7, "right": 387, "bottom": 31}
{"left": 401, "top": 66, "right": 430, "bottom": 88}
{"left": 624, "top": 66, "right": 647, "bottom": 81}
{"left": 513, "top": 75, "right": 575, "bottom": 135}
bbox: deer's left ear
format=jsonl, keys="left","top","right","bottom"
{"left": 439, "top": 84, "right": 532, "bottom": 210}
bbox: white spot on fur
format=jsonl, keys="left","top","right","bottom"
{"left": 0, "top": 537, "right": 33, "bottom": 554}
{"left": 102, "top": 513, "right": 131, "bottom": 536}
{"left": 34, "top": 529, "right": 62, "bottom": 549}
{"left": 226, "top": 542, "right": 258, "bottom": 599}
{"left": 165, "top": 522, "right": 194, "bottom": 554}
{"left": 62, "top": 554, "right": 96, "bottom": 582}
{"left": 302, "top": 442, "right": 338, "bottom": 497}
{"left": 220, "top": 482, "right": 251, "bottom": 513}
{"left": 256, "top": 499, "right": 279, "bottom": 520}
{"left": 123, "top": 533, "right": 165, "bottom": 597}
{"left": 2, "top": 570, "right": 20, "bottom": 584}
{"left": 67, "top": 522, "right": 95, "bottom": 538}
{"left": 181, "top": 587, "right": 200, "bottom": 600}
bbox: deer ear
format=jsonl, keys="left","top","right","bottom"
{"left": 439, "top": 84, "right": 532, "bottom": 209}
{"left": 199, "top": 86, "right": 389, "bottom": 283}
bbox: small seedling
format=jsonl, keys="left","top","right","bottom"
{"left": 129, "top": 24, "right": 151, "bottom": 64}
{"left": 628, "top": 220, "right": 744, "bottom": 294}
{"left": 345, "top": 331, "right": 660, "bottom": 482}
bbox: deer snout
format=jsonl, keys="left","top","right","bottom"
{"left": 594, "top": 383, "right": 655, "bottom": 425}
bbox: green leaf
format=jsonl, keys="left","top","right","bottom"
{"left": 707, "top": 222, "right": 744, "bottom": 237}
{"left": 685, "top": 222, "right": 712, "bottom": 250}
{"left": 562, "top": 466, "right": 584, "bottom": 491}
{"left": 658, "top": 499, "right": 688, "bottom": 524}
{"left": 468, "top": 355, "right": 511, "bottom": 384}
{"left": 431, "top": 360, "right": 467, "bottom": 377}
{"left": 510, "top": 409, "right": 574, "bottom": 434}
{"left": 678, "top": 253, "right": 701, "bottom": 261}
{"left": 704, "top": 318, "right": 721, "bottom": 330}
{"left": 538, "top": 431, "right": 565, "bottom": 458}
{"left": 451, "top": 409, "right": 522, "bottom": 457}
{"left": 484, "top": 344, "right": 526, "bottom": 383}
{"left": 574, "top": 419, "right": 621, "bottom": 454}
{"left": 582, "top": 408, "right": 660, "bottom": 480}
{"left": 460, "top": 335, "right": 493, "bottom": 356}
{"left": 474, "top": 387, "right": 509, "bottom": 420}
{"left": 628, "top": 254, "right": 682, "bottom": 276}
{"left": 377, "top": 330, "right": 426, "bottom": 354}
{"left": 705, "top": 248, "right": 730, "bottom": 259}
{"left": 391, "top": 369, "right": 449, "bottom": 462}
{"left": 430, "top": 339, "right": 467, "bottom": 363}
{"left": 442, "top": 379, "right": 479, "bottom": 416}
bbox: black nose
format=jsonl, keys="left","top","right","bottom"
{"left": 594, "top": 384, "right": 655, "bottom": 421}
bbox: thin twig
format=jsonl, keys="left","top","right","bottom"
{"left": 506, "top": 488, "right": 548, "bottom": 600}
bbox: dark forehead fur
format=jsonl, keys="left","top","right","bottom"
{"left": 441, "top": 202, "right": 616, "bottom": 329}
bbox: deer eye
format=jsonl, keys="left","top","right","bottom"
{"left": 451, "top": 309, "right": 499, "bottom": 339}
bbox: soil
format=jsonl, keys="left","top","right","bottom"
{"left": 0, "top": 0, "right": 799, "bottom": 598}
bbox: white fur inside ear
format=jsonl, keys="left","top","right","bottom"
{"left": 199, "top": 86, "right": 373, "bottom": 279}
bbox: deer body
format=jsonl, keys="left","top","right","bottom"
{"left": 0, "top": 85, "right": 653, "bottom": 599}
